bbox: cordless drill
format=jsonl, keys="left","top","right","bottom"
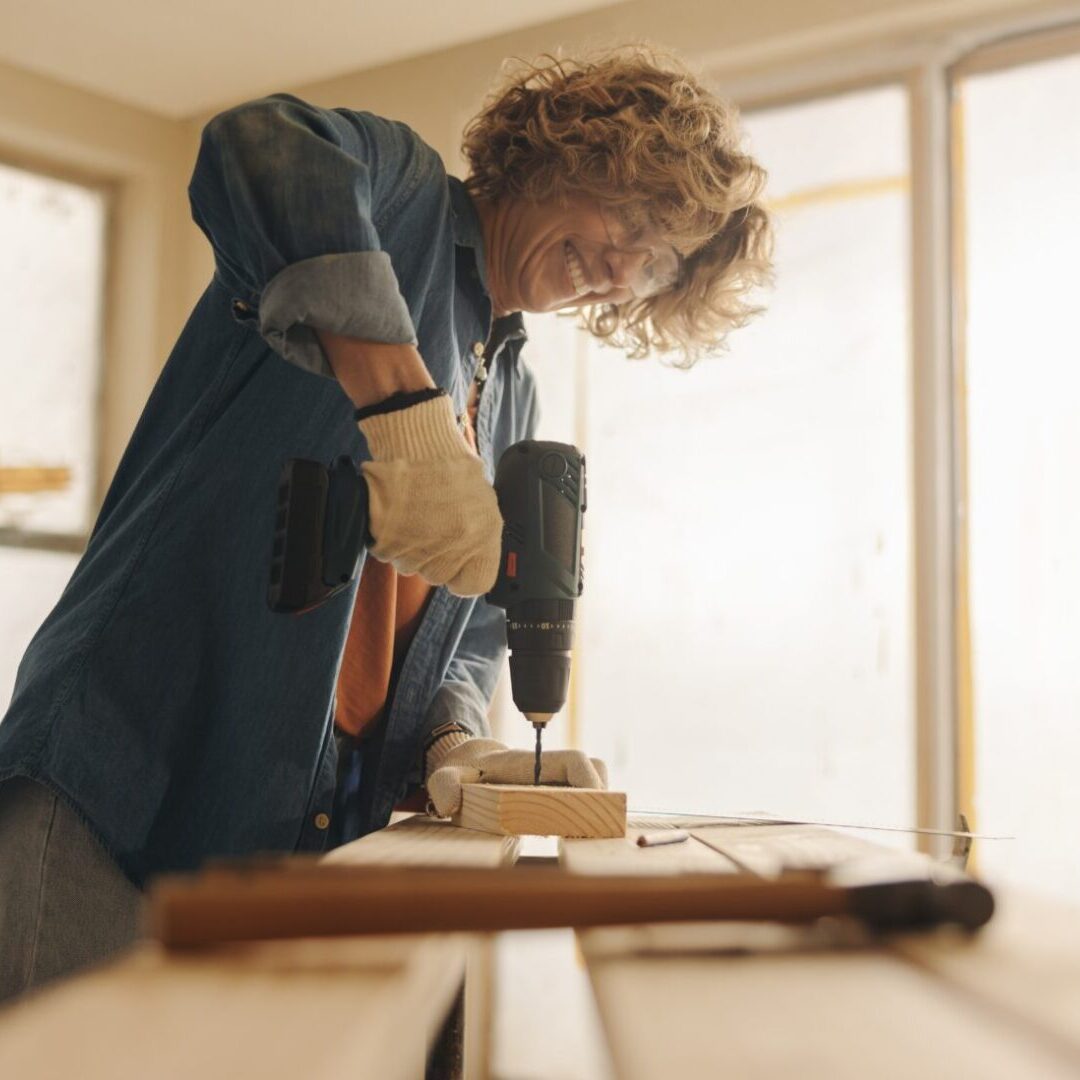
{"left": 267, "top": 441, "right": 586, "bottom": 782}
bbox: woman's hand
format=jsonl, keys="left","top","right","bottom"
{"left": 317, "top": 331, "right": 502, "bottom": 598}
{"left": 426, "top": 736, "right": 608, "bottom": 817}
{"left": 359, "top": 394, "right": 502, "bottom": 597}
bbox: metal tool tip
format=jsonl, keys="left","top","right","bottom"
{"left": 533, "top": 723, "right": 542, "bottom": 786}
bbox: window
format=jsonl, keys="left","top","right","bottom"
{"left": 0, "top": 161, "right": 106, "bottom": 709}
{"left": 510, "top": 23, "right": 1080, "bottom": 900}
{"left": 515, "top": 86, "right": 914, "bottom": 827}
{"left": 957, "top": 46, "right": 1080, "bottom": 899}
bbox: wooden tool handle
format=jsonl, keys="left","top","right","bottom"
{"left": 149, "top": 866, "right": 992, "bottom": 948}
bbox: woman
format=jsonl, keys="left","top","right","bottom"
{"left": 0, "top": 47, "right": 771, "bottom": 997}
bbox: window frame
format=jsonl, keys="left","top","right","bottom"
{"left": 0, "top": 152, "right": 112, "bottom": 555}
{"left": 947, "top": 20, "right": 1080, "bottom": 862}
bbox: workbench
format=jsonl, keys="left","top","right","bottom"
{"left": 0, "top": 818, "right": 518, "bottom": 1080}
{"left": 1, "top": 814, "right": 1077, "bottom": 1079}
{"left": 565, "top": 819, "right": 1080, "bottom": 1079}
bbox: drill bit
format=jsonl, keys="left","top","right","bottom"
{"left": 533, "top": 723, "right": 543, "bottom": 786}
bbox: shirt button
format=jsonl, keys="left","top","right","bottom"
{"left": 314, "top": 812, "right": 331, "bottom": 830}
{"left": 472, "top": 342, "right": 485, "bottom": 358}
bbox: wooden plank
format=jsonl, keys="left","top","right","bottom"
{"left": 454, "top": 783, "right": 626, "bottom": 838}
{"left": 564, "top": 825, "right": 1078, "bottom": 1078}
{"left": 0, "top": 935, "right": 465, "bottom": 1080}
{"left": 586, "top": 944, "right": 1079, "bottom": 1080}
{"left": 324, "top": 813, "right": 520, "bottom": 868}
{"left": 562, "top": 821, "right": 819, "bottom": 959}
{"left": 563, "top": 816, "right": 751, "bottom": 961}
{"left": 561, "top": 817, "right": 740, "bottom": 877}
{"left": 690, "top": 823, "right": 933, "bottom": 879}
{"left": 892, "top": 892, "right": 1080, "bottom": 1070}
{"left": 0, "top": 816, "right": 521, "bottom": 1080}
{"left": 317, "top": 816, "right": 516, "bottom": 1080}
{"left": 463, "top": 936, "right": 496, "bottom": 1080}
{"left": 326, "top": 815, "right": 516, "bottom": 1080}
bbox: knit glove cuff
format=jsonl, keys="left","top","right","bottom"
{"left": 425, "top": 728, "right": 488, "bottom": 779}
{"left": 358, "top": 393, "right": 470, "bottom": 462}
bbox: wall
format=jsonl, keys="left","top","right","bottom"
{"left": 1, "top": 0, "right": 1068, "bottom": 494}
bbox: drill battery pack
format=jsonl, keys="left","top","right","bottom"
{"left": 267, "top": 456, "right": 370, "bottom": 614}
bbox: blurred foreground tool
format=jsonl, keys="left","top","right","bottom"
{"left": 150, "top": 864, "right": 993, "bottom": 949}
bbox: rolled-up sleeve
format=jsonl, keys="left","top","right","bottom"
{"left": 189, "top": 94, "right": 420, "bottom": 377}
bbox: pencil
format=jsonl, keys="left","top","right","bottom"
{"left": 636, "top": 829, "right": 690, "bottom": 848}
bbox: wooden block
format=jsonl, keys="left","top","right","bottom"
{"left": 454, "top": 783, "right": 626, "bottom": 838}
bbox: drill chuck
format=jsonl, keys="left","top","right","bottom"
{"left": 506, "top": 597, "right": 575, "bottom": 723}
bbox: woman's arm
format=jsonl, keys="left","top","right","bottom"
{"left": 316, "top": 333, "right": 434, "bottom": 410}
{"left": 190, "top": 95, "right": 426, "bottom": 379}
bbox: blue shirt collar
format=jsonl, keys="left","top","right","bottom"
{"left": 448, "top": 176, "right": 527, "bottom": 374}
{"left": 448, "top": 176, "right": 490, "bottom": 294}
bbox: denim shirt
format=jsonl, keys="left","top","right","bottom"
{"left": 0, "top": 95, "right": 538, "bottom": 885}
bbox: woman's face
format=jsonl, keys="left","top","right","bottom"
{"left": 485, "top": 194, "right": 680, "bottom": 315}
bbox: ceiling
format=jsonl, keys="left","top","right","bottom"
{"left": 0, "top": 0, "right": 627, "bottom": 118}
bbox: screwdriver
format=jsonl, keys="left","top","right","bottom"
{"left": 534, "top": 723, "right": 542, "bottom": 785}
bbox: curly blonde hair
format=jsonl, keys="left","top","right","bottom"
{"left": 462, "top": 47, "right": 773, "bottom": 362}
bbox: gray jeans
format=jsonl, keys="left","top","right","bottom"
{"left": 0, "top": 778, "right": 143, "bottom": 1003}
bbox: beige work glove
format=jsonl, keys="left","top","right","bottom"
{"left": 425, "top": 734, "right": 609, "bottom": 818}
{"left": 358, "top": 393, "right": 502, "bottom": 597}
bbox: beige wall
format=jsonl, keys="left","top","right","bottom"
{"left": 180, "top": 0, "right": 1068, "bottom": 308}
{"left": 1, "top": 0, "right": 1069, "bottom": 499}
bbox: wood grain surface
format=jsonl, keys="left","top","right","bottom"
{"left": 454, "top": 783, "right": 627, "bottom": 838}
{"left": 562, "top": 823, "right": 741, "bottom": 877}
{"left": 324, "top": 812, "right": 521, "bottom": 868}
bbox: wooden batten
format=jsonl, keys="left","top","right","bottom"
{"left": 454, "top": 783, "right": 627, "bottom": 838}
